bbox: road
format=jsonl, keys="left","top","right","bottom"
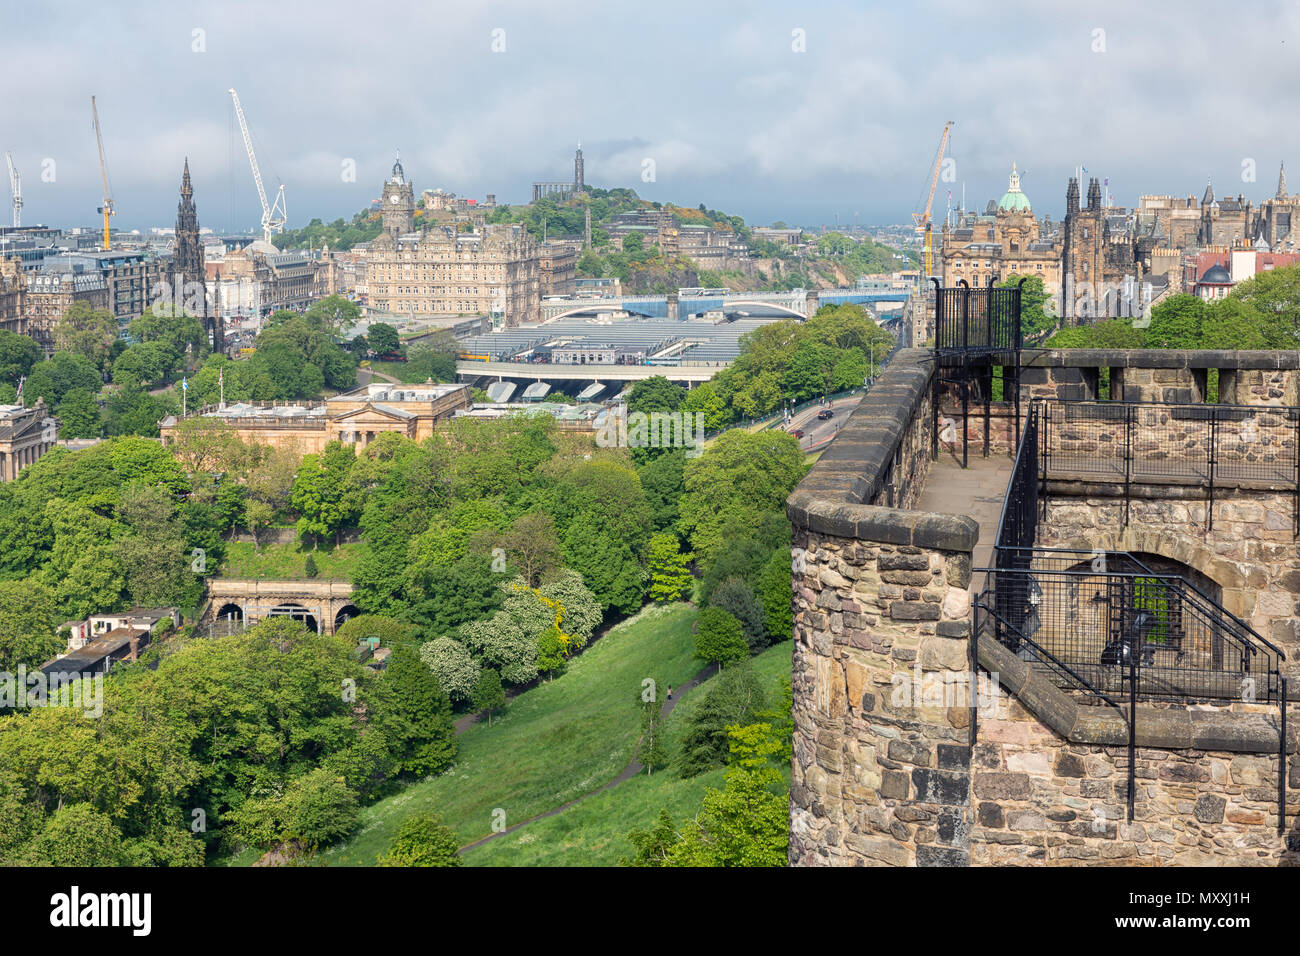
{"left": 776, "top": 393, "right": 866, "bottom": 452}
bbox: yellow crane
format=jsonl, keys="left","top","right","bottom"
{"left": 91, "top": 95, "right": 114, "bottom": 251}
{"left": 912, "top": 122, "right": 952, "bottom": 280}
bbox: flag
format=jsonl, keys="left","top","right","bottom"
{"left": 182, "top": 377, "right": 188, "bottom": 391}
{"left": 218, "top": 367, "right": 223, "bottom": 388}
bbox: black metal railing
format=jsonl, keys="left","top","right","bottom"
{"left": 1039, "top": 399, "right": 1300, "bottom": 532}
{"left": 932, "top": 278, "right": 1023, "bottom": 357}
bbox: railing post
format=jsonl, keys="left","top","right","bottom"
{"left": 1128, "top": 630, "right": 1138, "bottom": 824}
{"left": 1281, "top": 676, "right": 1288, "bottom": 834}
{"left": 1124, "top": 404, "right": 1133, "bottom": 527}
{"left": 1207, "top": 406, "right": 1217, "bottom": 532}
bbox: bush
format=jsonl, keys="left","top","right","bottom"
{"left": 376, "top": 812, "right": 462, "bottom": 867}
{"left": 419, "top": 637, "right": 481, "bottom": 707}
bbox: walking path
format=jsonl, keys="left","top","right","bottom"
{"left": 457, "top": 661, "right": 717, "bottom": 853}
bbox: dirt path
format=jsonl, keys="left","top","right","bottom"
{"left": 457, "top": 661, "right": 717, "bottom": 854}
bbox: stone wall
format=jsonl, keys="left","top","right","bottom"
{"left": 788, "top": 349, "right": 981, "bottom": 865}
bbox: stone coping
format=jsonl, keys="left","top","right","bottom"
{"left": 1021, "top": 349, "right": 1300, "bottom": 371}
{"left": 786, "top": 348, "right": 980, "bottom": 551}
{"left": 978, "top": 630, "right": 1296, "bottom": 754}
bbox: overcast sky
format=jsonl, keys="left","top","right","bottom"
{"left": 3, "top": 0, "right": 1298, "bottom": 234}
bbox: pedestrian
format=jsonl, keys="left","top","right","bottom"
{"left": 666, "top": 684, "right": 673, "bottom": 701}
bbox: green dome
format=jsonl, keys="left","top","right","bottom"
{"left": 998, "top": 164, "right": 1032, "bottom": 213}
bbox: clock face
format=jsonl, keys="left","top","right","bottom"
{"left": 390, "top": 195, "right": 400, "bottom": 204}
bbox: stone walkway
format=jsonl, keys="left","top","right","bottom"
{"left": 915, "top": 448, "right": 1014, "bottom": 592}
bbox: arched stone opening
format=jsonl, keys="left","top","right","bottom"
{"left": 334, "top": 604, "right": 360, "bottom": 631}
{"left": 268, "top": 603, "right": 319, "bottom": 634}
{"left": 216, "top": 602, "right": 244, "bottom": 622}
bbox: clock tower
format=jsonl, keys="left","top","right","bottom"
{"left": 380, "top": 151, "right": 415, "bottom": 236}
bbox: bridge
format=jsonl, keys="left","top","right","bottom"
{"left": 785, "top": 285, "right": 1300, "bottom": 869}
{"left": 539, "top": 286, "right": 913, "bottom": 322}
{"left": 205, "top": 578, "right": 359, "bottom": 635}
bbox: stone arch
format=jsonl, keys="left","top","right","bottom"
{"left": 334, "top": 604, "right": 360, "bottom": 631}
{"left": 268, "top": 603, "right": 319, "bottom": 634}
{"left": 215, "top": 602, "right": 244, "bottom": 622}
{"left": 1043, "top": 527, "right": 1250, "bottom": 619}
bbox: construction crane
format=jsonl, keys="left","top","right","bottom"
{"left": 4, "top": 152, "right": 19, "bottom": 228}
{"left": 912, "top": 121, "right": 952, "bottom": 280}
{"left": 228, "top": 88, "right": 287, "bottom": 243}
{"left": 91, "top": 96, "right": 114, "bottom": 251}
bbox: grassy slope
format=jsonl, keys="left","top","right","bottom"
{"left": 319, "top": 602, "right": 703, "bottom": 866}
{"left": 218, "top": 540, "right": 361, "bottom": 580}
{"left": 462, "top": 639, "right": 793, "bottom": 867}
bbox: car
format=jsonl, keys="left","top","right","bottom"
{"left": 791, "top": 428, "right": 805, "bottom": 439}
{"left": 817, "top": 409, "right": 834, "bottom": 420}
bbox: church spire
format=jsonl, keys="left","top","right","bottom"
{"left": 1202, "top": 177, "right": 1214, "bottom": 206}
{"left": 1278, "top": 162, "right": 1288, "bottom": 200}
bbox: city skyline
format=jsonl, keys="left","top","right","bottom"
{"left": 3, "top": 0, "right": 1299, "bottom": 232}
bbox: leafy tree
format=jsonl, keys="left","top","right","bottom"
{"left": 638, "top": 449, "right": 686, "bottom": 532}
{"left": 0, "top": 580, "right": 60, "bottom": 671}
{"left": 679, "top": 430, "right": 805, "bottom": 564}
{"left": 758, "top": 548, "right": 794, "bottom": 643}
{"left": 367, "top": 322, "right": 401, "bottom": 354}
{"left": 623, "top": 808, "right": 682, "bottom": 867}
{"left": 24, "top": 352, "right": 102, "bottom": 407}
{"left": 562, "top": 518, "right": 645, "bottom": 614}
{"left": 381, "top": 643, "right": 457, "bottom": 777}
{"left": 0, "top": 330, "right": 42, "bottom": 387}
{"left": 419, "top": 637, "right": 481, "bottom": 707}
{"left": 291, "top": 442, "right": 358, "bottom": 545}
{"left": 647, "top": 532, "right": 693, "bottom": 603}
{"left": 536, "top": 624, "right": 568, "bottom": 679}
{"left": 228, "top": 768, "right": 360, "bottom": 853}
{"left": 472, "top": 667, "right": 506, "bottom": 725}
{"left": 493, "top": 511, "right": 562, "bottom": 587}
{"left": 55, "top": 301, "right": 118, "bottom": 371}
{"left": 998, "top": 273, "right": 1054, "bottom": 341}
{"left": 20, "top": 804, "right": 125, "bottom": 866}
{"left": 335, "top": 614, "right": 416, "bottom": 650}
{"left": 457, "top": 613, "right": 538, "bottom": 686}
{"left": 55, "top": 388, "right": 100, "bottom": 439}
{"left": 376, "top": 812, "right": 462, "bottom": 867}
{"left": 678, "top": 661, "right": 766, "bottom": 777}
{"left": 694, "top": 607, "right": 748, "bottom": 667}
{"left": 113, "top": 483, "right": 200, "bottom": 609}
{"left": 304, "top": 553, "right": 319, "bottom": 578}
{"left": 709, "top": 576, "right": 766, "bottom": 649}
{"left": 304, "top": 295, "right": 362, "bottom": 337}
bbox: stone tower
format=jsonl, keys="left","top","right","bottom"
{"left": 1278, "top": 162, "right": 1289, "bottom": 201}
{"left": 574, "top": 142, "right": 585, "bottom": 193}
{"left": 1060, "top": 177, "right": 1105, "bottom": 324}
{"left": 381, "top": 152, "right": 415, "bottom": 236}
{"left": 173, "top": 159, "right": 221, "bottom": 351}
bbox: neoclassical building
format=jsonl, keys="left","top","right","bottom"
{"left": 0, "top": 400, "right": 58, "bottom": 481}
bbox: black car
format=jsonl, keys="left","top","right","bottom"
{"left": 816, "top": 409, "right": 834, "bottom": 421}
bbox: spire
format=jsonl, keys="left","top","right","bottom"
{"left": 181, "top": 157, "right": 193, "bottom": 200}
{"left": 1202, "top": 177, "right": 1214, "bottom": 206}
{"left": 391, "top": 150, "right": 405, "bottom": 183}
{"left": 1278, "top": 162, "right": 1288, "bottom": 201}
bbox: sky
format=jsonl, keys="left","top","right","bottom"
{"left": 3, "top": 0, "right": 1298, "bottom": 234}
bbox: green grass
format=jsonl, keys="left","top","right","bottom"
{"left": 218, "top": 540, "right": 362, "bottom": 580}
{"left": 317, "top": 602, "right": 704, "bottom": 866}
{"left": 461, "top": 639, "right": 793, "bottom": 867}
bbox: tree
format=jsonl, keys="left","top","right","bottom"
{"left": 679, "top": 430, "right": 805, "bottom": 563}
{"left": 472, "top": 667, "right": 506, "bottom": 726}
{"left": 20, "top": 804, "right": 125, "bottom": 866}
{"left": 304, "top": 295, "right": 362, "bottom": 337}
{"left": 381, "top": 643, "right": 457, "bottom": 777}
{"left": 0, "top": 579, "right": 60, "bottom": 671}
{"left": 638, "top": 693, "right": 668, "bottom": 774}
{"left": 0, "top": 330, "right": 42, "bottom": 387}
{"left": 998, "top": 273, "right": 1054, "bottom": 341}
{"left": 367, "top": 322, "right": 401, "bottom": 355}
{"left": 457, "top": 613, "right": 538, "bottom": 686}
{"left": 758, "top": 548, "right": 794, "bottom": 643}
{"left": 24, "top": 352, "right": 102, "bottom": 407}
{"left": 376, "top": 812, "right": 462, "bottom": 867}
{"left": 291, "top": 443, "right": 358, "bottom": 545}
{"left": 55, "top": 301, "right": 118, "bottom": 371}
{"left": 694, "top": 607, "right": 748, "bottom": 667}
{"left": 708, "top": 576, "right": 766, "bottom": 650}
{"left": 228, "top": 768, "right": 360, "bottom": 853}
{"left": 561, "top": 518, "right": 645, "bottom": 614}
{"left": 494, "top": 511, "right": 562, "bottom": 587}
{"left": 647, "top": 532, "right": 693, "bottom": 603}
{"left": 112, "top": 483, "right": 199, "bottom": 609}
{"left": 55, "top": 388, "right": 100, "bottom": 439}
{"left": 418, "top": 637, "right": 481, "bottom": 707}
{"left": 678, "top": 661, "right": 766, "bottom": 777}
